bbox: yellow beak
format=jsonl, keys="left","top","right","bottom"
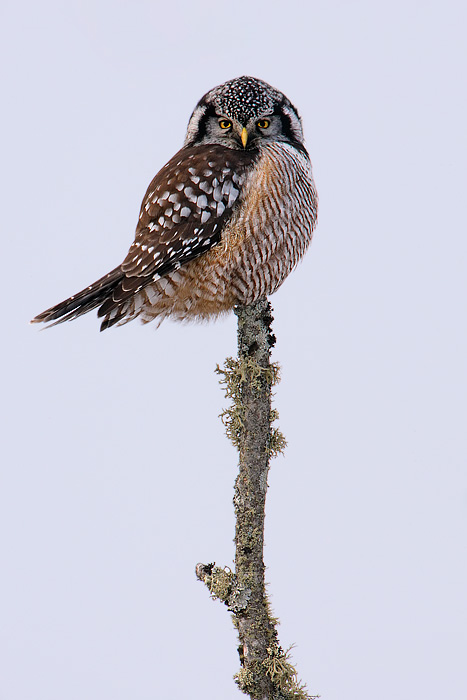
{"left": 241, "top": 127, "right": 248, "bottom": 148}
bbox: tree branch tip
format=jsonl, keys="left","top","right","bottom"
{"left": 195, "top": 562, "right": 215, "bottom": 581}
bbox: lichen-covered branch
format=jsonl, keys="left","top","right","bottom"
{"left": 196, "top": 298, "right": 317, "bottom": 700}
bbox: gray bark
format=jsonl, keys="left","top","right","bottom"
{"left": 233, "top": 298, "right": 277, "bottom": 699}
{"left": 196, "top": 299, "right": 314, "bottom": 700}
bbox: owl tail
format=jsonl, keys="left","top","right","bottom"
{"left": 31, "top": 266, "right": 124, "bottom": 329}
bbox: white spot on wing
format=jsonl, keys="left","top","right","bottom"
{"left": 199, "top": 181, "right": 213, "bottom": 194}
{"left": 227, "top": 186, "right": 239, "bottom": 207}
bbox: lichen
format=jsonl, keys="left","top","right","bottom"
{"left": 196, "top": 563, "right": 251, "bottom": 612}
{"left": 216, "top": 356, "right": 286, "bottom": 456}
{"left": 262, "top": 645, "right": 320, "bottom": 700}
{"left": 268, "top": 425, "right": 287, "bottom": 458}
{"left": 233, "top": 667, "right": 256, "bottom": 693}
{"left": 198, "top": 565, "right": 235, "bottom": 603}
{"left": 210, "top": 566, "right": 234, "bottom": 602}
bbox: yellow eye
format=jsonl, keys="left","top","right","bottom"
{"left": 257, "top": 119, "right": 270, "bottom": 129}
{"left": 219, "top": 119, "right": 232, "bottom": 130}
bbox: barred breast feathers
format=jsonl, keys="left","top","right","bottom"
{"left": 132, "top": 143, "right": 318, "bottom": 324}
{"left": 216, "top": 142, "right": 318, "bottom": 301}
{"left": 209, "top": 144, "right": 316, "bottom": 260}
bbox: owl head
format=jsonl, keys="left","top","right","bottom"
{"left": 184, "top": 76, "right": 305, "bottom": 152}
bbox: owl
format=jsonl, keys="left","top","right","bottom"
{"left": 32, "top": 76, "right": 318, "bottom": 331}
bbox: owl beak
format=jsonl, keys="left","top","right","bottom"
{"left": 241, "top": 127, "right": 248, "bottom": 148}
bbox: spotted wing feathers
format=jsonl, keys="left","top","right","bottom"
{"left": 32, "top": 144, "right": 256, "bottom": 330}
{"left": 122, "top": 145, "right": 253, "bottom": 279}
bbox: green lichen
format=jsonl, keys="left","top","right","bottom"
{"left": 202, "top": 566, "right": 235, "bottom": 603}
{"left": 268, "top": 425, "right": 287, "bottom": 458}
{"left": 263, "top": 646, "right": 320, "bottom": 700}
{"left": 264, "top": 590, "right": 280, "bottom": 631}
{"left": 216, "top": 357, "right": 286, "bottom": 456}
{"left": 233, "top": 667, "right": 256, "bottom": 693}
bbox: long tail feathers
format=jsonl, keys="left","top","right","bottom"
{"left": 31, "top": 267, "right": 124, "bottom": 331}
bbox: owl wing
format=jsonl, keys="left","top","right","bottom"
{"left": 98, "top": 144, "right": 258, "bottom": 306}
{"left": 32, "top": 144, "right": 257, "bottom": 329}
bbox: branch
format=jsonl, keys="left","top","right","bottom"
{"left": 196, "top": 298, "right": 317, "bottom": 700}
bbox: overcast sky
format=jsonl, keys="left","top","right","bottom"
{"left": 1, "top": 1, "right": 466, "bottom": 699}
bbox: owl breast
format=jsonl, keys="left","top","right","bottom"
{"left": 132, "top": 143, "right": 318, "bottom": 325}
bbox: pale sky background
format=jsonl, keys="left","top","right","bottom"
{"left": 1, "top": 1, "right": 466, "bottom": 699}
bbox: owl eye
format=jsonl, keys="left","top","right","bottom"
{"left": 219, "top": 119, "right": 232, "bottom": 130}
{"left": 256, "top": 119, "right": 270, "bottom": 129}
